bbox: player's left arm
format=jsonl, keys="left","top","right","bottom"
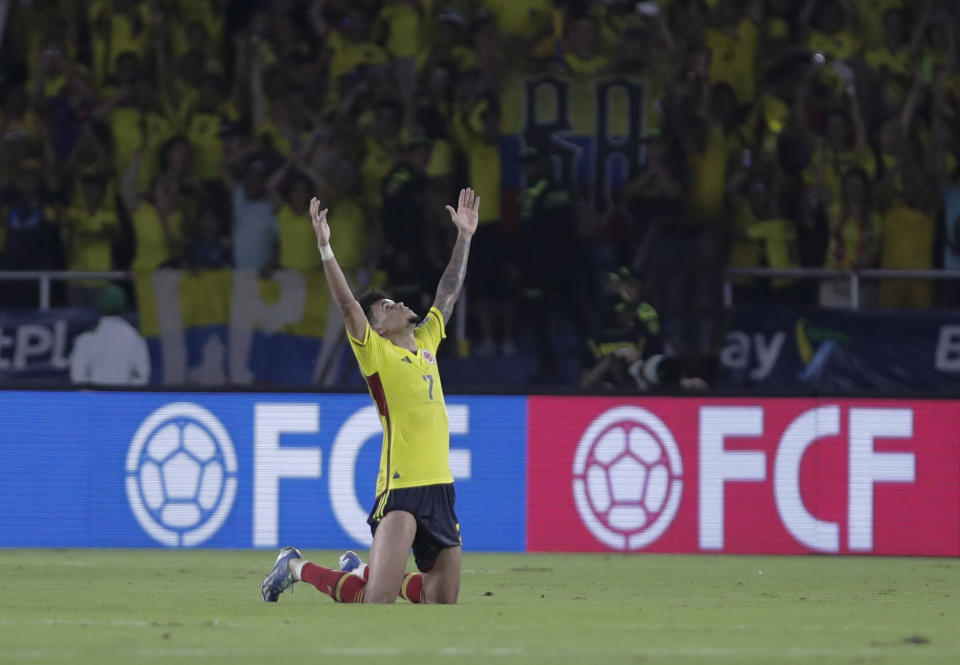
{"left": 432, "top": 187, "right": 480, "bottom": 322}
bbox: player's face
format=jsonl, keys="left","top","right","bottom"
{"left": 373, "top": 299, "right": 420, "bottom": 335}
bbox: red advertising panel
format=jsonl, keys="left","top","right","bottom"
{"left": 527, "top": 397, "right": 960, "bottom": 555}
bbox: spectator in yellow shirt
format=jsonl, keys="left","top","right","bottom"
{"left": 416, "top": 10, "right": 476, "bottom": 75}
{"left": 266, "top": 148, "right": 332, "bottom": 274}
{"left": 762, "top": 0, "right": 799, "bottom": 60}
{"left": 796, "top": 59, "right": 876, "bottom": 204}
{"left": 323, "top": 156, "right": 373, "bottom": 279}
{"left": 325, "top": 8, "right": 390, "bottom": 102}
{"left": 170, "top": 0, "right": 226, "bottom": 62}
{"left": 473, "top": 17, "right": 510, "bottom": 87}
{"left": 456, "top": 100, "right": 515, "bottom": 356}
{"left": 803, "top": 0, "right": 862, "bottom": 61}
{"left": 920, "top": 8, "right": 956, "bottom": 69}
{"left": 122, "top": 151, "right": 185, "bottom": 272}
{"left": 99, "top": 50, "right": 140, "bottom": 99}
{"left": 98, "top": 0, "right": 152, "bottom": 76}
{"left": 274, "top": 170, "right": 321, "bottom": 273}
{"left": 414, "top": 100, "right": 455, "bottom": 199}
{"left": 879, "top": 173, "right": 935, "bottom": 308}
{"left": 185, "top": 74, "right": 239, "bottom": 182}
{"left": 379, "top": 0, "right": 424, "bottom": 60}
{"left": 562, "top": 14, "right": 610, "bottom": 77}
{"left": 819, "top": 168, "right": 880, "bottom": 307}
{"left": 683, "top": 83, "right": 748, "bottom": 225}
{"left": 65, "top": 172, "right": 120, "bottom": 305}
{"left": 0, "top": 86, "right": 40, "bottom": 162}
{"left": 29, "top": 42, "right": 73, "bottom": 104}
{"left": 171, "top": 18, "right": 217, "bottom": 64}
{"left": 730, "top": 174, "right": 805, "bottom": 302}
{"left": 95, "top": 74, "right": 176, "bottom": 192}
{"left": 704, "top": 0, "right": 762, "bottom": 105}
{"left": 858, "top": 0, "right": 905, "bottom": 49}
{"left": 865, "top": 9, "right": 911, "bottom": 79}
{"left": 484, "top": 0, "right": 553, "bottom": 49}
{"left": 360, "top": 99, "right": 406, "bottom": 212}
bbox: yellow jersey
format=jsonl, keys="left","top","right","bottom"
{"left": 824, "top": 204, "right": 880, "bottom": 270}
{"left": 882, "top": 204, "right": 933, "bottom": 270}
{"left": 186, "top": 111, "right": 224, "bottom": 180}
{"left": 859, "top": 0, "right": 904, "bottom": 48}
{"left": 865, "top": 46, "right": 910, "bottom": 78}
{"left": 108, "top": 108, "right": 175, "bottom": 190}
{"left": 348, "top": 307, "right": 452, "bottom": 497}
{"left": 277, "top": 205, "right": 320, "bottom": 271}
{"left": 563, "top": 52, "right": 609, "bottom": 76}
{"left": 379, "top": 2, "right": 422, "bottom": 59}
{"left": 686, "top": 125, "right": 733, "bottom": 223}
{"left": 67, "top": 206, "right": 119, "bottom": 272}
{"left": 326, "top": 196, "right": 368, "bottom": 273}
{"left": 705, "top": 19, "right": 758, "bottom": 103}
{"left": 747, "top": 218, "right": 799, "bottom": 288}
{"left": 132, "top": 202, "right": 183, "bottom": 271}
{"left": 485, "top": 0, "right": 552, "bottom": 41}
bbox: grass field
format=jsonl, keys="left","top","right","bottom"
{"left": 1, "top": 550, "right": 958, "bottom": 664}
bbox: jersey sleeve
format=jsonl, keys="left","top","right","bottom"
{"left": 347, "top": 321, "right": 388, "bottom": 376}
{"left": 414, "top": 306, "right": 446, "bottom": 354}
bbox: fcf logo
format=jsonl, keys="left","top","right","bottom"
{"left": 572, "top": 406, "right": 683, "bottom": 550}
{"left": 126, "top": 403, "right": 238, "bottom": 547}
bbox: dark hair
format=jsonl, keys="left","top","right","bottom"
{"left": 285, "top": 170, "right": 312, "bottom": 199}
{"left": 358, "top": 290, "right": 387, "bottom": 323}
{"left": 160, "top": 134, "right": 191, "bottom": 169}
{"left": 375, "top": 98, "right": 404, "bottom": 121}
{"left": 115, "top": 50, "right": 140, "bottom": 67}
{"left": 882, "top": 8, "right": 905, "bottom": 24}
{"left": 841, "top": 167, "right": 871, "bottom": 211}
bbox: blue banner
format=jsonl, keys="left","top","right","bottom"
{"left": 0, "top": 308, "right": 99, "bottom": 382}
{"left": 718, "top": 305, "right": 960, "bottom": 392}
{"left": 0, "top": 392, "right": 527, "bottom": 551}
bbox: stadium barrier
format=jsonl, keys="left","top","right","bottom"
{"left": 0, "top": 271, "right": 131, "bottom": 310}
{"left": 723, "top": 267, "right": 960, "bottom": 308}
{"left": 4, "top": 267, "right": 960, "bottom": 312}
{"left": 5, "top": 302, "right": 960, "bottom": 391}
{"left": 0, "top": 392, "right": 956, "bottom": 556}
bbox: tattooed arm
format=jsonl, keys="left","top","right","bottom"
{"left": 433, "top": 187, "right": 480, "bottom": 322}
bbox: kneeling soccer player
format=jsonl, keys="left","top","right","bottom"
{"left": 261, "top": 187, "right": 481, "bottom": 604}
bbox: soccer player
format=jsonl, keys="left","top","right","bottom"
{"left": 261, "top": 187, "right": 480, "bottom": 604}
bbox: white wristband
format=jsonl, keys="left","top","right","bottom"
{"left": 319, "top": 244, "right": 334, "bottom": 261}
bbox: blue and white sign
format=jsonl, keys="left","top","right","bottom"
{"left": 0, "top": 392, "right": 527, "bottom": 551}
{"left": 125, "top": 402, "right": 239, "bottom": 547}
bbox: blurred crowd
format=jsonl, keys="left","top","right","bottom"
{"left": 2, "top": 0, "right": 960, "bottom": 389}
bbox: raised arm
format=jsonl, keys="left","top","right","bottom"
{"left": 433, "top": 187, "right": 480, "bottom": 322}
{"left": 310, "top": 197, "right": 368, "bottom": 340}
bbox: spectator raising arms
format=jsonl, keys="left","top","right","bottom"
{"left": 3, "top": 0, "right": 960, "bottom": 390}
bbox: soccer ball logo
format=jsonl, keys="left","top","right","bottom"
{"left": 126, "top": 403, "right": 238, "bottom": 547}
{"left": 572, "top": 406, "right": 683, "bottom": 550}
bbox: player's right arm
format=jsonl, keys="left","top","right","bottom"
{"left": 309, "top": 197, "right": 369, "bottom": 340}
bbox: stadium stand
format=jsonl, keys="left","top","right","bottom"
{"left": 1, "top": 0, "right": 959, "bottom": 390}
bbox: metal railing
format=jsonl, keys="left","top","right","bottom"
{"left": 0, "top": 271, "right": 132, "bottom": 310}
{"left": 723, "top": 268, "right": 960, "bottom": 309}
{"left": 2, "top": 268, "right": 959, "bottom": 311}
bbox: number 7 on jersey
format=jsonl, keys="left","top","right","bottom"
{"left": 422, "top": 374, "right": 434, "bottom": 400}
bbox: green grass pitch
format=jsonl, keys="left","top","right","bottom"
{"left": 1, "top": 549, "right": 958, "bottom": 664}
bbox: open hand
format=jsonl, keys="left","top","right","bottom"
{"left": 309, "top": 197, "right": 330, "bottom": 247}
{"left": 444, "top": 187, "right": 480, "bottom": 237}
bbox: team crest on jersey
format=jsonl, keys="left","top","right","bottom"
{"left": 423, "top": 350, "right": 436, "bottom": 364}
